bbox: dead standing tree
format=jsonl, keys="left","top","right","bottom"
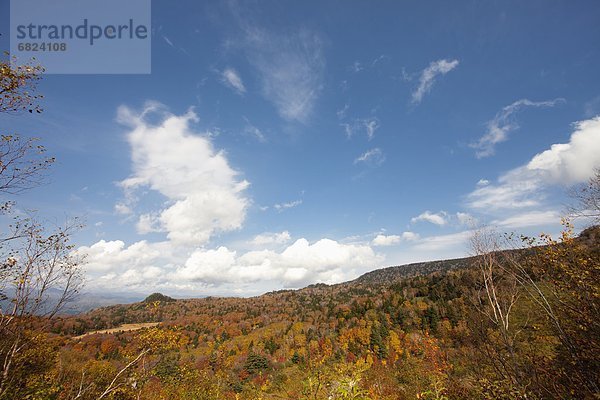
{"left": 469, "top": 228, "right": 526, "bottom": 391}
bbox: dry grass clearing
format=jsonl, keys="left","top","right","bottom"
{"left": 73, "top": 322, "right": 159, "bottom": 339}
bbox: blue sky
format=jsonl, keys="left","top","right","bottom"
{"left": 1, "top": 0, "right": 600, "bottom": 296}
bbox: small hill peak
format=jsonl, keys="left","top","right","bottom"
{"left": 143, "top": 293, "right": 175, "bottom": 303}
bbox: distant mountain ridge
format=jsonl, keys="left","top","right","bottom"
{"left": 353, "top": 256, "right": 476, "bottom": 285}
{"left": 73, "top": 255, "right": 479, "bottom": 316}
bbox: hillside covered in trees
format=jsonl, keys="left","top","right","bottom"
{"left": 3, "top": 224, "right": 596, "bottom": 400}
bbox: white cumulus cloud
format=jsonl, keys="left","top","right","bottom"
{"left": 468, "top": 116, "right": 600, "bottom": 210}
{"left": 117, "top": 102, "right": 250, "bottom": 246}
{"left": 410, "top": 211, "right": 474, "bottom": 227}
{"left": 76, "top": 240, "right": 175, "bottom": 274}
{"left": 372, "top": 234, "right": 401, "bottom": 246}
{"left": 372, "top": 231, "right": 419, "bottom": 246}
{"left": 175, "top": 238, "right": 382, "bottom": 287}
{"left": 77, "top": 236, "right": 382, "bottom": 292}
{"left": 411, "top": 211, "right": 448, "bottom": 226}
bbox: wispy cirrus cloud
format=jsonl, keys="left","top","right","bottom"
{"left": 162, "top": 36, "right": 174, "bottom": 47}
{"left": 348, "top": 55, "right": 388, "bottom": 74}
{"left": 412, "top": 59, "right": 459, "bottom": 104}
{"left": 470, "top": 98, "right": 565, "bottom": 158}
{"left": 342, "top": 117, "right": 379, "bottom": 140}
{"left": 493, "top": 210, "right": 561, "bottom": 229}
{"left": 220, "top": 67, "right": 246, "bottom": 95}
{"left": 354, "top": 148, "right": 385, "bottom": 166}
{"left": 274, "top": 199, "right": 302, "bottom": 212}
{"left": 236, "top": 23, "right": 325, "bottom": 123}
{"left": 156, "top": 25, "right": 190, "bottom": 56}
{"left": 412, "top": 230, "right": 473, "bottom": 252}
{"left": 349, "top": 61, "right": 364, "bottom": 73}
{"left": 243, "top": 117, "right": 266, "bottom": 142}
{"left": 336, "top": 104, "right": 349, "bottom": 120}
